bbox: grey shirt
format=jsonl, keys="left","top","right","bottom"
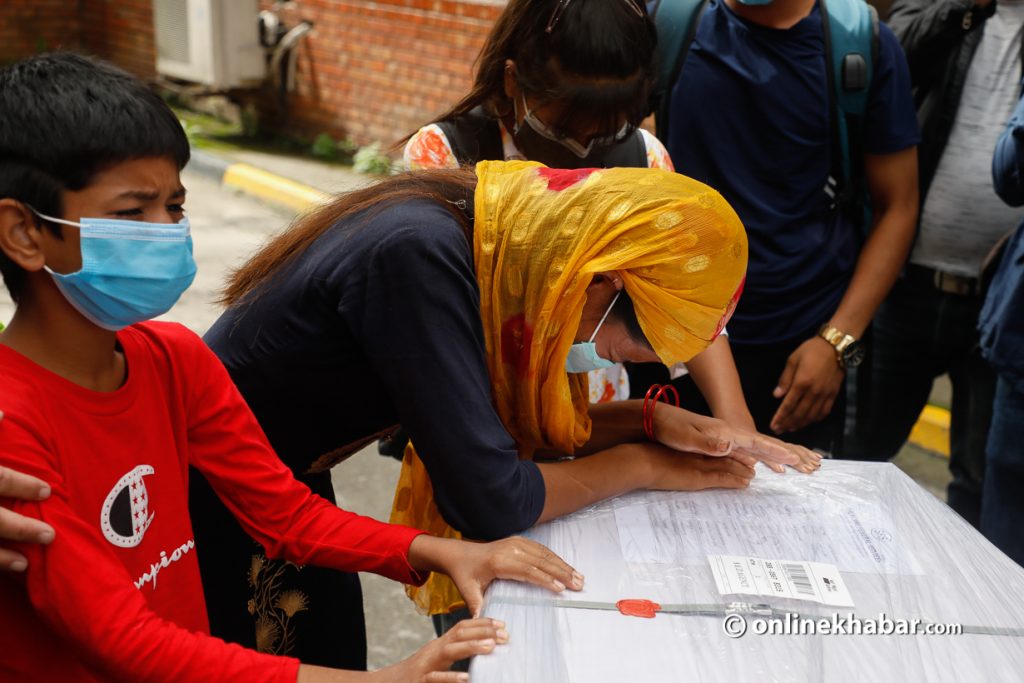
{"left": 913, "top": 0, "right": 1024, "bottom": 277}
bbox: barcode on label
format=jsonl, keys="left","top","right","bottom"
{"left": 783, "top": 562, "right": 814, "bottom": 596}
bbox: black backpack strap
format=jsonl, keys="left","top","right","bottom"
{"left": 597, "top": 129, "right": 650, "bottom": 168}
{"left": 436, "top": 106, "right": 503, "bottom": 166}
{"left": 650, "top": 0, "right": 711, "bottom": 141}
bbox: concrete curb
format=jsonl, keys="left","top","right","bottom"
{"left": 185, "top": 147, "right": 953, "bottom": 459}
{"left": 186, "top": 148, "right": 328, "bottom": 213}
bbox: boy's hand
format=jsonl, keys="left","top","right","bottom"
{"left": 407, "top": 535, "right": 584, "bottom": 617}
{"left": 299, "top": 619, "right": 508, "bottom": 682}
{"left": 375, "top": 617, "right": 508, "bottom": 683}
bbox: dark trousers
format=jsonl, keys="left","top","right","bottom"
{"left": 189, "top": 468, "right": 368, "bottom": 669}
{"left": 629, "top": 331, "right": 845, "bottom": 454}
{"left": 844, "top": 275, "right": 996, "bottom": 527}
{"left": 981, "top": 377, "right": 1024, "bottom": 567}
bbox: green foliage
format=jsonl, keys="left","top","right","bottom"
{"left": 179, "top": 118, "right": 203, "bottom": 147}
{"left": 311, "top": 132, "right": 359, "bottom": 164}
{"left": 353, "top": 142, "right": 397, "bottom": 176}
{"left": 311, "top": 133, "right": 338, "bottom": 160}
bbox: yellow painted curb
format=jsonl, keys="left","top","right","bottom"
{"left": 223, "top": 163, "right": 329, "bottom": 213}
{"left": 908, "top": 404, "right": 950, "bottom": 458}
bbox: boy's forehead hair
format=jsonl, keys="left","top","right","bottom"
{"left": 0, "top": 52, "right": 190, "bottom": 193}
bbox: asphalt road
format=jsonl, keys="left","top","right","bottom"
{"left": 0, "top": 168, "right": 953, "bottom": 670}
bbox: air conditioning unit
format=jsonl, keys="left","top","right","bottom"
{"left": 154, "top": 0, "right": 264, "bottom": 89}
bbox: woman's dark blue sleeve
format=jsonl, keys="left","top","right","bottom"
{"left": 337, "top": 208, "right": 546, "bottom": 540}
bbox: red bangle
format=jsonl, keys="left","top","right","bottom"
{"left": 642, "top": 384, "right": 679, "bottom": 441}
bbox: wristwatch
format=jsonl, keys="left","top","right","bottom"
{"left": 817, "top": 324, "right": 865, "bottom": 369}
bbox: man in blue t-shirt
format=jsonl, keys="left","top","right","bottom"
{"left": 661, "top": 0, "right": 920, "bottom": 453}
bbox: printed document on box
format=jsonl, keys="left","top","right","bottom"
{"left": 613, "top": 489, "right": 922, "bottom": 575}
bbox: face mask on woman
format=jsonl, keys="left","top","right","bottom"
{"left": 32, "top": 209, "right": 197, "bottom": 331}
{"left": 565, "top": 290, "right": 621, "bottom": 373}
{"left": 512, "top": 94, "right": 629, "bottom": 169}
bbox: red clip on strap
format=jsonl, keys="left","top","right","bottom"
{"left": 616, "top": 599, "right": 662, "bottom": 618}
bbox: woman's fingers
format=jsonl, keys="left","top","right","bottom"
{"left": 726, "top": 451, "right": 758, "bottom": 469}
{"left": 674, "top": 413, "right": 798, "bottom": 466}
{"left": 648, "top": 447, "right": 754, "bottom": 491}
{"left": 731, "top": 432, "right": 800, "bottom": 465}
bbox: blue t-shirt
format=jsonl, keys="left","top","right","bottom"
{"left": 665, "top": 0, "right": 919, "bottom": 344}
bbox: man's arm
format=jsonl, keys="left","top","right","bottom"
{"left": 771, "top": 147, "right": 919, "bottom": 434}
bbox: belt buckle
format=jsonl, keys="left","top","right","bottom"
{"left": 932, "top": 270, "right": 976, "bottom": 296}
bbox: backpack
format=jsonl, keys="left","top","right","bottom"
{"left": 649, "top": 0, "right": 879, "bottom": 223}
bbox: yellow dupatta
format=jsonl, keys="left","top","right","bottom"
{"left": 390, "top": 161, "right": 747, "bottom": 614}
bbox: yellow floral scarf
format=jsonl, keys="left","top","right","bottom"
{"left": 391, "top": 161, "right": 747, "bottom": 614}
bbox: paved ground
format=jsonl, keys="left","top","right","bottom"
{"left": 0, "top": 162, "right": 955, "bottom": 670}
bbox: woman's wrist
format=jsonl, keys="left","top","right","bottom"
{"left": 643, "top": 384, "right": 679, "bottom": 442}
{"left": 610, "top": 441, "right": 659, "bottom": 489}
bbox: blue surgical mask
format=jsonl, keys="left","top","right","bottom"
{"left": 566, "top": 290, "right": 621, "bottom": 373}
{"left": 32, "top": 210, "right": 197, "bottom": 331}
{"left": 735, "top": 0, "right": 774, "bottom": 5}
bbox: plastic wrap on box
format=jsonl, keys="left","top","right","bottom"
{"left": 472, "top": 461, "right": 1024, "bottom": 682}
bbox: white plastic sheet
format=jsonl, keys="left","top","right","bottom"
{"left": 472, "top": 461, "right": 1024, "bottom": 681}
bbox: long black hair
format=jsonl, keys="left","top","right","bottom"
{"left": 427, "top": 0, "right": 657, "bottom": 142}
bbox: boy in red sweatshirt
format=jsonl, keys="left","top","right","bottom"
{"left": 0, "top": 53, "right": 582, "bottom": 683}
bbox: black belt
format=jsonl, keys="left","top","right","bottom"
{"left": 904, "top": 264, "right": 980, "bottom": 297}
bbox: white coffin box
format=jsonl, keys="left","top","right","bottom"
{"left": 473, "top": 461, "right": 1024, "bottom": 682}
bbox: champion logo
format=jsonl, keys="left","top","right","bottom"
{"left": 100, "top": 465, "right": 155, "bottom": 548}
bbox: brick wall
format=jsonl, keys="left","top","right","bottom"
{"left": 262, "top": 0, "right": 504, "bottom": 147}
{"left": 80, "top": 0, "right": 156, "bottom": 80}
{"left": 0, "top": 0, "right": 501, "bottom": 148}
{"left": 0, "top": 0, "right": 81, "bottom": 64}
{"left": 0, "top": 0, "right": 154, "bottom": 77}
